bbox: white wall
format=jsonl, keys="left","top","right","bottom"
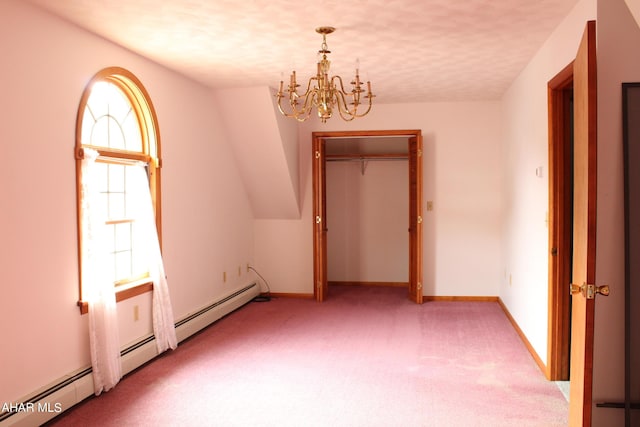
{"left": 326, "top": 160, "right": 409, "bottom": 283}
{"left": 499, "top": 0, "right": 596, "bottom": 365}
{"left": 592, "top": 0, "right": 640, "bottom": 424}
{"left": 0, "top": 1, "right": 254, "bottom": 406}
{"left": 255, "top": 101, "right": 503, "bottom": 298}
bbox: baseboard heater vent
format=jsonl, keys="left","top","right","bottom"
{"left": 0, "top": 283, "right": 259, "bottom": 427}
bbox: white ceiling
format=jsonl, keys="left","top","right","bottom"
{"left": 28, "top": 0, "right": 579, "bottom": 103}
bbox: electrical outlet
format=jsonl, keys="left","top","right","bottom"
{"left": 133, "top": 305, "right": 139, "bottom": 322}
{"left": 238, "top": 265, "right": 241, "bottom": 276}
{"left": 426, "top": 201, "right": 434, "bottom": 211}
{"left": 246, "top": 263, "right": 250, "bottom": 273}
{"left": 223, "top": 271, "right": 227, "bottom": 283}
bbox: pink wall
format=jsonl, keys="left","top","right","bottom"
{"left": 326, "top": 160, "right": 409, "bottom": 283}
{"left": 254, "top": 101, "right": 503, "bottom": 297}
{"left": 501, "top": 0, "right": 633, "bottom": 423}
{"left": 500, "top": 0, "right": 596, "bottom": 365}
{"left": 0, "top": 1, "right": 254, "bottom": 405}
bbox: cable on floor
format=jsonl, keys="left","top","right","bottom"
{"left": 248, "top": 265, "right": 271, "bottom": 302}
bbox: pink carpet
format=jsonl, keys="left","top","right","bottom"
{"left": 46, "top": 285, "right": 568, "bottom": 426}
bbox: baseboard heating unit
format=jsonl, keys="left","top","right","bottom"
{"left": 0, "top": 283, "right": 259, "bottom": 427}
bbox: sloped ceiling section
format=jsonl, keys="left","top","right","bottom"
{"left": 626, "top": 0, "right": 640, "bottom": 28}
{"left": 214, "top": 86, "right": 300, "bottom": 219}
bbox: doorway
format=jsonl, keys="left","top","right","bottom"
{"left": 325, "top": 136, "right": 409, "bottom": 289}
{"left": 312, "top": 130, "right": 423, "bottom": 303}
{"left": 547, "top": 62, "right": 574, "bottom": 382}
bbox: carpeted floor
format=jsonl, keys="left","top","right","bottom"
{"left": 46, "top": 285, "right": 568, "bottom": 426}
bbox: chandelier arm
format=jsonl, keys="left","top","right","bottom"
{"left": 330, "top": 76, "right": 362, "bottom": 120}
{"left": 298, "top": 89, "right": 317, "bottom": 121}
{"left": 277, "top": 93, "right": 311, "bottom": 121}
{"left": 337, "top": 99, "right": 360, "bottom": 121}
{"left": 277, "top": 76, "right": 320, "bottom": 120}
{"left": 296, "top": 79, "right": 320, "bottom": 120}
{"left": 335, "top": 89, "right": 374, "bottom": 121}
{"left": 277, "top": 92, "right": 302, "bottom": 118}
{"left": 332, "top": 89, "right": 356, "bottom": 121}
{"left": 331, "top": 75, "right": 359, "bottom": 98}
{"left": 334, "top": 75, "right": 366, "bottom": 109}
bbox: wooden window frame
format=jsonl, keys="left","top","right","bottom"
{"left": 75, "top": 67, "right": 162, "bottom": 314}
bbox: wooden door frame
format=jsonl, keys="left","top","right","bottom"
{"left": 311, "top": 129, "right": 423, "bottom": 303}
{"left": 547, "top": 61, "right": 575, "bottom": 381}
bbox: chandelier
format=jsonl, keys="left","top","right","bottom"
{"left": 276, "top": 26, "right": 374, "bottom": 123}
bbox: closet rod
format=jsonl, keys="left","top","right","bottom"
{"left": 326, "top": 156, "right": 408, "bottom": 162}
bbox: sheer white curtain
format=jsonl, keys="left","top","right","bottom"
{"left": 81, "top": 148, "right": 122, "bottom": 395}
{"left": 129, "top": 164, "right": 178, "bottom": 353}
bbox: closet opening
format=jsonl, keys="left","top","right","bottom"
{"left": 312, "top": 130, "right": 423, "bottom": 304}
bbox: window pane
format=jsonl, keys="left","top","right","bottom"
{"left": 108, "top": 88, "right": 132, "bottom": 123}
{"left": 86, "top": 82, "right": 111, "bottom": 119}
{"left": 131, "top": 220, "right": 149, "bottom": 277}
{"left": 104, "top": 224, "right": 116, "bottom": 283}
{"left": 83, "top": 81, "right": 141, "bottom": 152}
{"left": 108, "top": 193, "right": 125, "bottom": 219}
{"left": 122, "top": 113, "right": 143, "bottom": 152}
{"left": 81, "top": 106, "right": 96, "bottom": 145}
{"left": 108, "top": 164, "right": 125, "bottom": 193}
{"left": 114, "top": 222, "right": 132, "bottom": 252}
{"left": 95, "top": 162, "right": 108, "bottom": 192}
{"left": 115, "top": 250, "right": 132, "bottom": 282}
{"left": 104, "top": 223, "right": 116, "bottom": 255}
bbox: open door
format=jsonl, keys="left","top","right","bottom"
{"left": 408, "top": 135, "right": 423, "bottom": 304}
{"left": 312, "top": 136, "right": 328, "bottom": 302}
{"left": 569, "top": 20, "right": 609, "bottom": 426}
{"left": 312, "top": 130, "right": 422, "bottom": 303}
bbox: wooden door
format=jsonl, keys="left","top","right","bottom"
{"left": 569, "top": 20, "right": 602, "bottom": 426}
{"left": 312, "top": 136, "right": 328, "bottom": 302}
{"left": 408, "top": 135, "right": 423, "bottom": 304}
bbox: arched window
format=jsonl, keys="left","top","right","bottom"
{"left": 75, "top": 67, "right": 162, "bottom": 314}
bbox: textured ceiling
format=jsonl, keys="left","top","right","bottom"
{"left": 28, "top": 0, "right": 579, "bottom": 103}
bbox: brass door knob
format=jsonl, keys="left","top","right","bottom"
{"left": 570, "top": 283, "right": 610, "bottom": 299}
{"left": 570, "top": 283, "right": 584, "bottom": 295}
